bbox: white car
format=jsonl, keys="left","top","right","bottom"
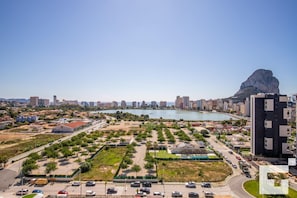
{"left": 71, "top": 181, "right": 80, "bottom": 186}
{"left": 185, "top": 181, "right": 196, "bottom": 188}
{"left": 86, "top": 190, "right": 96, "bottom": 196}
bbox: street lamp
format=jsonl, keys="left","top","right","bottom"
{"left": 79, "top": 168, "right": 82, "bottom": 197}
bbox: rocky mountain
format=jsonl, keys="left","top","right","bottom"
{"left": 233, "top": 69, "right": 280, "bottom": 101}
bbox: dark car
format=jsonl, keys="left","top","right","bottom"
{"left": 86, "top": 181, "right": 96, "bottom": 186}
{"left": 107, "top": 187, "right": 117, "bottom": 194}
{"left": 201, "top": 182, "right": 211, "bottom": 188}
{"left": 130, "top": 181, "right": 141, "bottom": 187}
{"left": 140, "top": 187, "right": 150, "bottom": 194}
{"left": 142, "top": 181, "right": 152, "bottom": 187}
{"left": 171, "top": 191, "right": 182, "bottom": 197}
{"left": 245, "top": 172, "right": 252, "bottom": 178}
{"left": 188, "top": 192, "right": 199, "bottom": 198}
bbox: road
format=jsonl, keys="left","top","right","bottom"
{"left": 204, "top": 134, "right": 255, "bottom": 198}
{"left": 0, "top": 120, "right": 107, "bottom": 192}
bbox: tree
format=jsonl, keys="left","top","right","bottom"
{"left": 80, "top": 161, "right": 92, "bottom": 173}
{"left": 22, "top": 159, "right": 38, "bottom": 175}
{"left": 144, "top": 162, "right": 154, "bottom": 170}
{"left": 121, "top": 162, "right": 128, "bottom": 169}
{"left": 28, "top": 152, "right": 41, "bottom": 161}
{"left": 0, "top": 155, "right": 8, "bottom": 166}
{"left": 46, "top": 161, "right": 57, "bottom": 174}
{"left": 131, "top": 164, "right": 141, "bottom": 177}
{"left": 61, "top": 147, "right": 73, "bottom": 158}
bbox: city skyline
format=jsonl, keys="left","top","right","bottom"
{"left": 1, "top": 1, "right": 297, "bottom": 101}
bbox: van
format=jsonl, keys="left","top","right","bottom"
{"left": 34, "top": 178, "right": 48, "bottom": 185}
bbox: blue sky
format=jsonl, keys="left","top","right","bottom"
{"left": 0, "top": 0, "right": 296, "bottom": 102}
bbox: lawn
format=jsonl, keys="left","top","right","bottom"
{"left": 157, "top": 160, "right": 232, "bottom": 182}
{"left": 22, "top": 194, "right": 37, "bottom": 198}
{"left": 80, "top": 146, "right": 127, "bottom": 181}
{"left": 244, "top": 180, "right": 297, "bottom": 198}
{"left": 150, "top": 150, "right": 180, "bottom": 159}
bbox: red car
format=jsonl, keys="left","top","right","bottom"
{"left": 236, "top": 156, "right": 241, "bottom": 160}
{"left": 58, "top": 190, "right": 68, "bottom": 194}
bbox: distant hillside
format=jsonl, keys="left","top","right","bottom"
{"left": 233, "top": 69, "right": 280, "bottom": 101}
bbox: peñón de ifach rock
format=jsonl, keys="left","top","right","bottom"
{"left": 233, "top": 69, "right": 279, "bottom": 101}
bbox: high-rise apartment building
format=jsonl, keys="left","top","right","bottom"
{"left": 53, "top": 95, "right": 57, "bottom": 106}
{"left": 182, "top": 96, "right": 190, "bottom": 109}
{"left": 89, "top": 102, "right": 95, "bottom": 107}
{"left": 38, "top": 99, "right": 50, "bottom": 107}
{"left": 160, "top": 101, "right": 167, "bottom": 109}
{"left": 175, "top": 96, "right": 183, "bottom": 109}
{"left": 29, "top": 96, "right": 39, "bottom": 107}
{"left": 151, "top": 101, "right": 157, "bottom": 108}
{"left": 121, "top": 100, "right": 127, "bottom": 109}
{"left": 251, "top": 94, "right": 292, "bottom": 158}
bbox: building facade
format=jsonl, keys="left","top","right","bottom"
{"left": 29, "top": 96, "right": 39, "bottom": 107}
{"left": 251, "top": 94, "right": 292, "bottom": 158}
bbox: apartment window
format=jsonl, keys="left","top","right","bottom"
{"left": 264, "top": 99, "right": 274, "bottom": 111}
{"left": 264, "top": 137, "right": 273, "bottom": 150}
{"left": 264, "top": 120, "right": 272, "bottom": 128}
{"left": 283, "top": 108, "right": 292, "bottom": 119}
{"left": 279, "top": 96, "right": 288, "bottom": 102}
{"left": 279, "top": 125, "right": 291, "bottom": 137}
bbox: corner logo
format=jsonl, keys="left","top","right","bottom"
{"left": 259, "top": 158, "right": 296, "bottom": 195}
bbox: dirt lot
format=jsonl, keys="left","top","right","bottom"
{"left": 102, "top": 120, "right": 142, "bottom": 131}
{"left": 0, "top": 133, "right": 33, "bottom": 149}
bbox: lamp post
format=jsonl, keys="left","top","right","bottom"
{"left": 79, "top": 168, "right": 82, "bottom": 197}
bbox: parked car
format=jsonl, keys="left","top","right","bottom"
{"left": 201, "top": 182, "right": 211, "bottom": 188}
{"left": 86, "top": 190, "right": 96, "bottom": 196}
{"left": 232, "top": 164, "right": 238, "bottom": 169}
{"left": 16, "top": 189, "right": 29, "bottom": 195}
{"left": 226, "top": 159, "right": 232, "bottom": 164}
{"left": 236, "top": 156, "right": 241, "bottom": 160}
{"left": 185, "top": 181, "right": 196, "bottom": 188}
{"left": 188, "top": 192, "right": 199, "bottom": 198}
{"left": 204, "top": 191, "right": 214, "bottom": 198}
{"left": 135, "top": 192, "right": 147, "bottom": 197}
{"left": 72, "top": 181, "right": 80, "bottom": 186}
{"left": 153, "top": 192, "right": 164, "bottom": 196}
{"left": 107, "top": 187, "right": 117, "bottom": 194}
{"left": 32, "top": 189, "right": 43, "bottom": 194}
{"left": 245, "top": 172, "right": 252, "bottom": 178}
{"left": 130, "top": 181, "right": 141, "bottom": 187}
{"left": 86, "top": 181, "right": 96, "bottom": 186}
{"left": 140, "top": 187, "right": 150, "bottom": 194}
{"left": 142, "top": 181, "right": 152, "bottom": 187}
{"left": 228, "top": 150, "right": 233, "bottom": 154}
{"left": 57, "top": 190, "right": 68, "bottom": 195}
{"left": 171, "top": 191, "right": 183, "bottom": 197}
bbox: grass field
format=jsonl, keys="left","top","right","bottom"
{"left": 151, "top": 150, "right": 180, "bottom": 159}
{"left": 80, "top": 146, "right": 127, "bottom": 181}
{"left": 157, "top": 160, "right": 232, "bottom": 182}
{"left": 244, "top": 180, "right": 297, "bottom": 198}
{"left": 0, "top": 134, "right": 64, "bottom": 160}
